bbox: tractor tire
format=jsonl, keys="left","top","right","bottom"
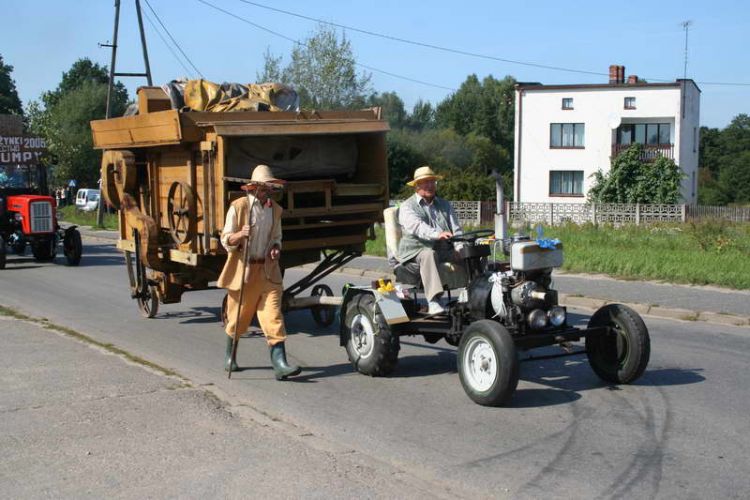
{"left": 458, "top": 320, "right": 519, "bottom": 406}
{"left": 586, "top": 304, "right": 650, "bottom": 384}
{"left": 0, "top": 237, "right": 6, "bottom": 269}
{"left": 31, "top": 238, "right": 56, "bottom": 262}
{"left": 344, "top": 293, "right": 400, "bottom": 376}
{"left": 63, "top": 229, "right": 82, "bottom": 266}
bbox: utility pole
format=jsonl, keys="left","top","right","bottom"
{"left": 97, "top": 0, "right": 153, "bottom": 227}
{"left": 681, "top": 20, "right": 692, "bottom": 80}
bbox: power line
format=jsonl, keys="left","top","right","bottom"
{"left": 235, "top": 0, "right": 750, "bottom": 88}
{"left": 143, "top": 0, "right": 204, "bottom": 78}
{"left": 142, "top": 9, "right": 194, "bottom": 78}
{"left": 195, "top": 0, "right": 456, "bottom": 91}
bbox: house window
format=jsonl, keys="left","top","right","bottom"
{"left": 550, "top": 123, "right": 585, "bottom": 148}
{"left": 549, "top": 170, "right": 584, "bottom": 196}
{"left": 562, "top": 98, "right": 574, "bottom": 110}
{"left": 624, "top": 97, "right": 636, "bottom": 109}
{"left": 617, "top": 123, "right": 671, "bottom": 145}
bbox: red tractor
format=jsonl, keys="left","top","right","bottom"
{"left": 0, "top": 162, "right": 82, "bottom": 269}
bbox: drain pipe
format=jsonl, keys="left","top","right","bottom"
{"left": 492, "top": 170, "right": 507, "bottom": 249}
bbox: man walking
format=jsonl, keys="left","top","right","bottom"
{"left": 218, "top": 165, "right": 301, "bottom": 380}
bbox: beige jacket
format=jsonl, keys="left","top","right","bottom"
{"left": 217, "top": 195, "right": 283, "bottom": 291}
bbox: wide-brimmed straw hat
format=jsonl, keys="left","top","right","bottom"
{"left": 406, "top": 165, "right": 444, "bottom": 187}
{"left": 242, "top": 164, "right": 286, "bottom": 191}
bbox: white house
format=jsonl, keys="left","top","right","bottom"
{"left": 513, "top": 65, "right": 701, "bottom": 204}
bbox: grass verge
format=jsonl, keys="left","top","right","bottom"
{"left": 57, "top": 205, "right": 118, "bottom": 230}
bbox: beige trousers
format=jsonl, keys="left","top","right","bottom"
{"left": 400, "top": 248, "right": 447, "bottom": 301}
{"left": 224, "top": 263, "right": 286, "bottom": 346}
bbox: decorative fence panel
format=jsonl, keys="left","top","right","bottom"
{"left": 392, "top": 200, "right": 750, "bottom": 227}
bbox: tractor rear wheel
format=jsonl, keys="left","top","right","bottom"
{"left": 586, "top": 304, "right": 650, "bottom": 384}
{"left": 63, "top": 229, "right": 82, "bottom": 266}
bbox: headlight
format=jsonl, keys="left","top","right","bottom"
{"left": 548, "top": 306, "right": 567, "bottom": 327}
{"left": 528, "top": 309, "right": 548, "bottom": 330}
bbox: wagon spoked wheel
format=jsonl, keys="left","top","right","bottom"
{"left": 167, "top": 181, "right": 197, "bottom": 245}
{"left": 310, "top": 284, "right": 336, "bottom": 327}
{"left": 137, "top": 285, "right": 159, "bottom": 319}
{"left": 125, "top": 250, "right": 159, "bottom": 319}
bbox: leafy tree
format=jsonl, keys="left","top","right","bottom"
{"left": 368, "top": 91, "right": 406, "bottom": 129}
{"left": 28, "top": 58, "right": 128, "bottom": 187}
{"left": 435, "top": 74, "right": 516, "bottom": 152}
{"left": 717, "top": 150, "right": 750, "bottom": 204}
{"left": 588, "top": 144, "right": 684, "bottom": 203}
{"left": 256, "top": 47, "right": 283, "bottom": 83}
{"left": 406, "top": 99, "right": 435, "bottom": 131}
{"left": 0, "top": 53, "right": 23, "bottom": 116}
{"left": 264, "top": 25, "right": 372, "bottom": 109}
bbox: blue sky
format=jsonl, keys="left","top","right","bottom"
{"left": 2, "top": 0, "right": 748, "bottom": 128}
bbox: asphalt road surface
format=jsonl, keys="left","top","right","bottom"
{"left": 1, "top": 240, "right": 749, "bottom": 499}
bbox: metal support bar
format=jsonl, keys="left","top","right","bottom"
{"left": 521, "top": 350, "right": 587, "bottom": 363}
{"left": 283, "top": 249, "right": 360, "bottom": 299}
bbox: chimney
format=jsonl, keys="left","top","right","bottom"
{"left": 609, "top": 65, "right": 619, "bottom": 84}
{"left": 627, "top": 75, "right": 638, "bottom": 84}
{"left": 609, "top": 65, "right": 626, "bottom": 84}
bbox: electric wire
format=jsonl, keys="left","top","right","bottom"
{"left": 144, "top": 0, "right": 204, "bottom": 78}
{"left": 195, "top": 0, "right": 456, "bottom": 91}
{"left": 143, "top": 9, "right": 194, "bottom": 78}
{"left": 235, "top": 0, "right": 750, "bottom": 87}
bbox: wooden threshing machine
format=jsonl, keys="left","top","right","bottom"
{"left": 91, "top": 87, "right": 389, "bottom": 323}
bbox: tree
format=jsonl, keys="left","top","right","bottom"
{"left": 717, "top": 150, "right": 750, "bottom": 204}
{"left": 406, "top": 99, "right": 434, "bottom": 131}
{"left": 435, "top": 74, "right": 516, "bottom": 152}
{"left": 256, "top": 47, "right": 283, "bottom": 83}
{"left": 28, "top": 58, "right": 129, "bottom": 187}
{"left": 264, "top": 25, "right": 372, "bottom": 109}
{"left": 368, "top": 91, "right": 406, "bottom": 129}
{"left": 0, "top": 53, "right": 23, "bottom": 116}
{"left": 588, "top": 145, "right": 684, "bottom": 204}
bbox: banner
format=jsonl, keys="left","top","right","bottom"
{"left": 0, "top": 135, "right": 48, "bottom": 165}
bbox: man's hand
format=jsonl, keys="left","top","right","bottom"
{"left": 437, "top": 231, "right": 453, "bottom": 240}
{"left": 229, "top": 224, "right": 251, "bottom": 246}
{"left": 268, "top": 245, "right": 281, "bottom": 261}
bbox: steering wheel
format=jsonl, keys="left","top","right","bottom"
{"left": 448, "top": 228, "right": 495, "bottom": 243}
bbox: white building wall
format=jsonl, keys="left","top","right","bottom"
{"left": 515, "top": 84, "right": 699, "bottom": 203}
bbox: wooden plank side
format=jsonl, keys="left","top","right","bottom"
{"left": 91, "top": 110, "right": 183, "bottom": 149}
{"left": 212, "top": 121, "right": 389, "bottom": 137}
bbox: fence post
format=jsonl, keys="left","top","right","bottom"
{"left": 549, "top": 203, "right": 554, "bottom": 226}
{"left": 476, "top": 201, "right": 482, "bottom": 226}
{"left": 635, "top": 203, "right": 641, "bottom": 225}
{"left": 681, "top": 204, "right": 687, "bottom": 223}
{"left": 591, "top": 203, "right": 597, "bottom": 225}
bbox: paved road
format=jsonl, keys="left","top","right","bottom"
{"left": 1, "top": 239, "right": 749, "bottom": 498}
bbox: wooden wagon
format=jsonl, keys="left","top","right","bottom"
{"left": 91, "top": 87, "right": 389, "bottom": 323}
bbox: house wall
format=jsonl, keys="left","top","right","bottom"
{"left": 514, "top": 84, "right": 699, "bottom": 203}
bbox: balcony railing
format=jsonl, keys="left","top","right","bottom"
{"left": 611, "top": 143, "right": 674, "bottom": 162}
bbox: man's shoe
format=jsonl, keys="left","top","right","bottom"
{"left": 269, "top": 342, "right": 301, "bottom": 380}
{"left": 427, "top": 300, "right": 445, "bottom": 315}
{"left": 224, "top": 335, "right": 239, "bottom": 372}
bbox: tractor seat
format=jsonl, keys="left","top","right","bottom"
{"left": 383, "top": 206, "right": 467, "bottom": 290}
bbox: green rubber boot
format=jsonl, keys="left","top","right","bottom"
{"left": 225, "top": 335, "right": 239, "bottom": 372}
{"left": 270, "top": 342, "right": 301, "bottom": 380}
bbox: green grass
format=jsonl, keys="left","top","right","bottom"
{"left": 365, "top": 221, "right": 750, "bottom": 290}
{"left": 58, "top": 205, "right": 118, "bottom": 230}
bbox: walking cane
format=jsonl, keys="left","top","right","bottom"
{"left": 228, "top": 190, "right": 259, "bottom": 379}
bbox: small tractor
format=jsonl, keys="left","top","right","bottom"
{"left": 0, "top": 162, "right": 82, "bottom": 269}
{"left": 339, "top": 185, "right": 650, "bottom": 407}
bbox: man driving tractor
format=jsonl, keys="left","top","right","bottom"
{"left": 396, "top": 166, "right": 465, "bottom": 315}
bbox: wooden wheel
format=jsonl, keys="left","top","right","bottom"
{"left": 167, "top": 181, "right": 197, "bottom": 244}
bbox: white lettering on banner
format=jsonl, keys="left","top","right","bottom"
{"left": 0, "top": 135, "right": 47, "bottom": 164}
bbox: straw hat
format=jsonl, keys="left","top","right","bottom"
{"left": 242, "top": 164, "right": 286, "bottom": 191}
{"left": 406, "top": 165, "right": 444, "bottom": 187}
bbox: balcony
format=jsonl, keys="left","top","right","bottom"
{"left": 611, "top": 143, "right": 674, "bottom": 162}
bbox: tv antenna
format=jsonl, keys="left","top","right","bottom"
{"left": 681, "top": 20, "right": 692, "bottom": 79}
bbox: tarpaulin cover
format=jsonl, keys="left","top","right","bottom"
{"left": 162, "top": 79, "right": 299, "bottom": 113}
